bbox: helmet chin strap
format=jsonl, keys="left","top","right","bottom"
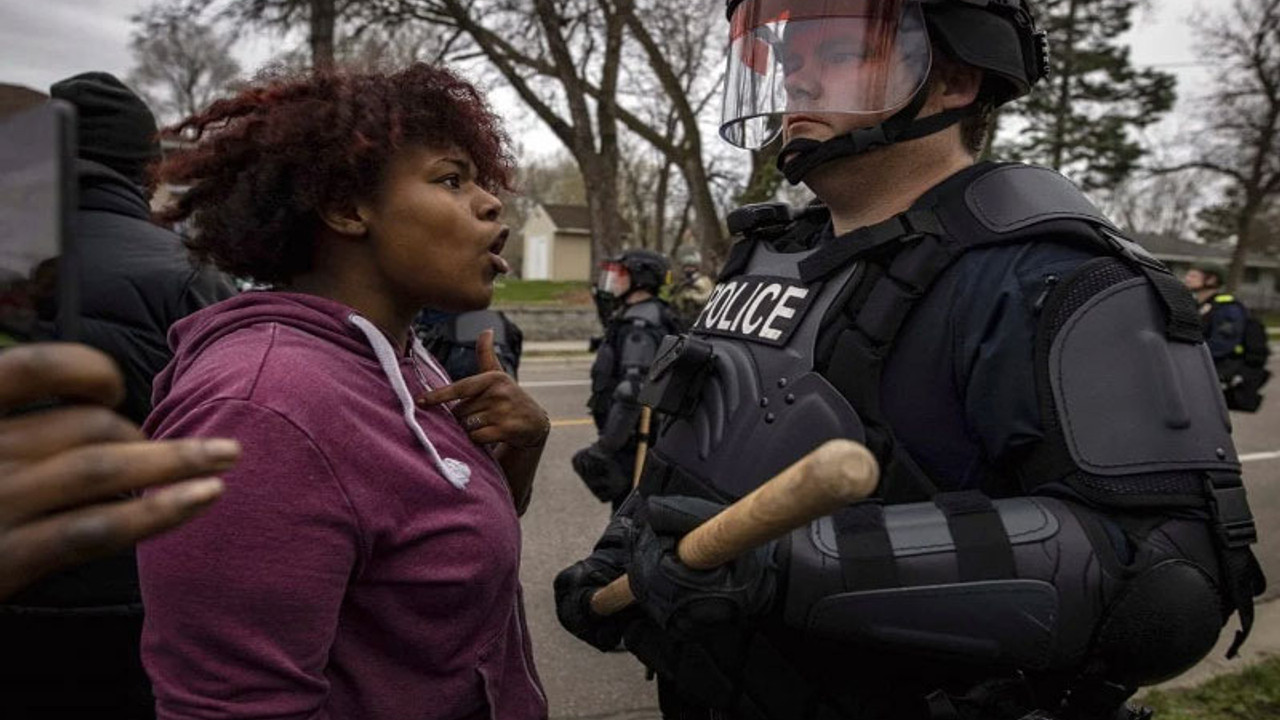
{"left": 777, "top": 89, "right": 981, "bottom": 185}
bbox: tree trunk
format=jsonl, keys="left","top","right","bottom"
{"left": 681, "top": 152, "right": 727, "bottom": 263}
{"left": 592, "top": 1, "right": 625, "bottom": 262}
{"left": 654, "top": 159, "right": 671, "bottom": 251}
{"left": 310, "top": 0, "right": 336, "bottom": 71}
{"left": 1228, "top": 198, "right": 1262, "bottom": 291}
{"left": 582, "top": 157, "right": 625, "bottom": 262}
{"left": 1050, "top": 0, "right": 1080, "bottom": 171}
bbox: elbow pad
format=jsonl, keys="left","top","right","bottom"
{"left": 783, "top": 494, "right": 1226, "bottom": 686}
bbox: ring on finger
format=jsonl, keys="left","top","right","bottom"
{"left": 464, "top": 414, "right": 485, "bottom": 430}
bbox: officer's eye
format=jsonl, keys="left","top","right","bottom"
{"left": 437, "top": 174, "right": 462, "bottom": 190}
{"left": 780, "top": 53, "right": 804, "bottom": 76}
{"left": 819, "top": 45, "right": 865, "bottom": 65}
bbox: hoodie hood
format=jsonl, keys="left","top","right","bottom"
{"left": 157, "top": 291, "right": 471, "bottom": 488}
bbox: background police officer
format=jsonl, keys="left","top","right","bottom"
{"left": 669, "top": 245, "right": 716, "bottom": 329}
{"left": 1184, "top": 264, "right": 1247, "bottom": 360}
{"left": 416, "top": 308, "right": 524, "bottom": 380}
{"left": 572, "top": 249, "right": 682, "bottom": 510}
{"left": 557, "top": 1, "right": 1265, "bottom": 718}
{"left": 1184, "top": 263, "right": 1272, "bottom": 411}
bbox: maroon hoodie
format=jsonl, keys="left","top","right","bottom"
{"left": 138, "top": 292, "right": 547, "bottom": 720}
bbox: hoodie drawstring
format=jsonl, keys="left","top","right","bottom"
{"left": 348, "top": 314, "right": 471, "bottom": 489}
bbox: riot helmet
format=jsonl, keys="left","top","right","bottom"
{"left": 675, "top": 245, "right": 703, "bottom": 269}
{"left": 721, "top": 0, "right": 1049, "bottom": 183}
{"left": 594, "top": 249, "right": 671, "bottom": 322}
{"left": 599, "top": 249, "right": 671, "bottom": 296}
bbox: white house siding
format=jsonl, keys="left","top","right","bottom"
{"left": 521, "top": 206, "right": 556, "bottom": 280}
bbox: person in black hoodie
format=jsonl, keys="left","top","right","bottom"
{"left": 57, "top": 71, "right": 239, "bottom": 424}
{"left": 0, "top": 72, "right": 236, "bottom": 720}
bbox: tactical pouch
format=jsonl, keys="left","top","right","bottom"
{"left": 639, "top": 334, "right": 716, "bottom": 418}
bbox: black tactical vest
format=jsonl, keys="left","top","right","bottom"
{"left": 641, "top": 163, "right": 1218, "bottom": 506}
{"left": 642, "top": 236, "right": 867, "bottom": 502}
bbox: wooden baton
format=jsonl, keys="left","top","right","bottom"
{"left": 588, "top": 438, "right": 879, "bottom": 616}
{"left": 632, "top": 406, "right": 652, "bottom": 487}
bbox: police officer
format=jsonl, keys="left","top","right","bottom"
{"left": 1184, "top": 264, "right": 1246, "bottom": 360}
{"left": 556, "top": 1, "right": 1265, "bottom": 718}
{"left": 1184, "top": 264, "right": 1272, "bottom": 411}
{"left": 573, "top": 250, "right": 683, "bottom": 509}
{"left": 416, "top": 308, "right": 524, "bottom": 380}
{"left": 669, "top": 245, "right": 716, "bottom": 329}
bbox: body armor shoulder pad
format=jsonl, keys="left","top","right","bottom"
{"left": 452, "top": 310, "right": 510, "bottom": 345}
{"left": 961, "top": 164, "right": 1119, "bottom": 237}
{"left": 622, "top": 299, "right": 667, "bottom": 329}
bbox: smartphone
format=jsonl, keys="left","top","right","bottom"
{"left": 0, "top": 99, "right": 78, "bottom": 345}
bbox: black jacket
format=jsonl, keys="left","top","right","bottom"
{"left": 72, "top": 159, "right": 237, "bottom": 425}
{"left": 0, "top": 162, "right": 235, "bottom": 719}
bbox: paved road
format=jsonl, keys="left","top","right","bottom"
{"left": 518, "top": 357, "right": 658, "bottom": 719}
{"left": 516, "top": 352, "right": 1280, "bottom": 719}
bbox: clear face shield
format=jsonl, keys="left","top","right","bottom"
{"left": 597, "top": 261, "right": 631, "bottom": 299}
{"left": 720, "top": 0, "right": 933, "bottom": 149}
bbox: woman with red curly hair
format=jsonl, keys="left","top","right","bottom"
{"left": 136, "top": 64, "right": 549, "bottom": 720}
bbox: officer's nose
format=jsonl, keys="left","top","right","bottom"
{"left": 784, "top": 65, "right": 822, "bottom": 106}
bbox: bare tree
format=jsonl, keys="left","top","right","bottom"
{"left": 612, "top": 0, "right": 728, "bottom": 258}
{"left": 1157, "top": 0, "right": 1280, "bottom": 290}
{"left": 263, "top": 21, "right": 461, "bottom": 72}
{"left": 187, "top": 0, "right": 384, "bottom": 70}
{"left": 1101, "top": 166, "right": 1214, "bottom": 240}
{"left": 127, "top": 0, "right": 242, "bottom": 123}
{"left": 370, "top": 0, "right": 630, "bottom": 263}
{"left": 366, "top": 0, "right": 736, "bottom": 260}
{"left": 618, "top": 133, "right": 693, "bottom": 254}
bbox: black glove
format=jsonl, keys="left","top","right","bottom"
{"left": 627, "top": 495, "right": 780, "bottom": 635}
{"left": 623, "top": 615, "right": 755, "bottom": 711}
{"left": 554, "top": 497, "right": 642, "bottom": 651}
{"left": 571, "top": 444, "right": 631, "bottom": 503}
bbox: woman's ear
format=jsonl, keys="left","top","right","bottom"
{"left": 319, "top": 200, "right": 371, "bottom": 239}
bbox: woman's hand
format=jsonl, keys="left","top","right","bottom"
{"left": 417, "top": 330, "right": 550, "bottom": 449}
{"left": 0, "top": 343, "right": 238, "bottom": 600}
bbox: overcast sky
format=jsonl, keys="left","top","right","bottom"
{"left": 0, "top": 0, "right": 1217, "bottom": 153}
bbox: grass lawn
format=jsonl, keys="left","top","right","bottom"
{"left": 1139, "top": 656, "right": 1280, "bottom": 719}
{"left": 492, "top": 279, "right": 592, "bottom": 306}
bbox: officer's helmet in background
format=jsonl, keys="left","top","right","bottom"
{"left": 598, "top": 249, "right": 671, "bottom": 297}
{"left": 675, "top": 245, "right": 703, "bottom": 272}
{"left": 719, "top": 0, "right": 1050, "bottom": 163}
{"left": 593, "top": 249, "right": 672, "bottom": 324}
{"left": 1193, "top": 263, "right": 1228, "bottom": 290}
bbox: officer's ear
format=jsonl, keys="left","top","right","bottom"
{"left": 933, "top": 55, "right": 983, "bottom": 110}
